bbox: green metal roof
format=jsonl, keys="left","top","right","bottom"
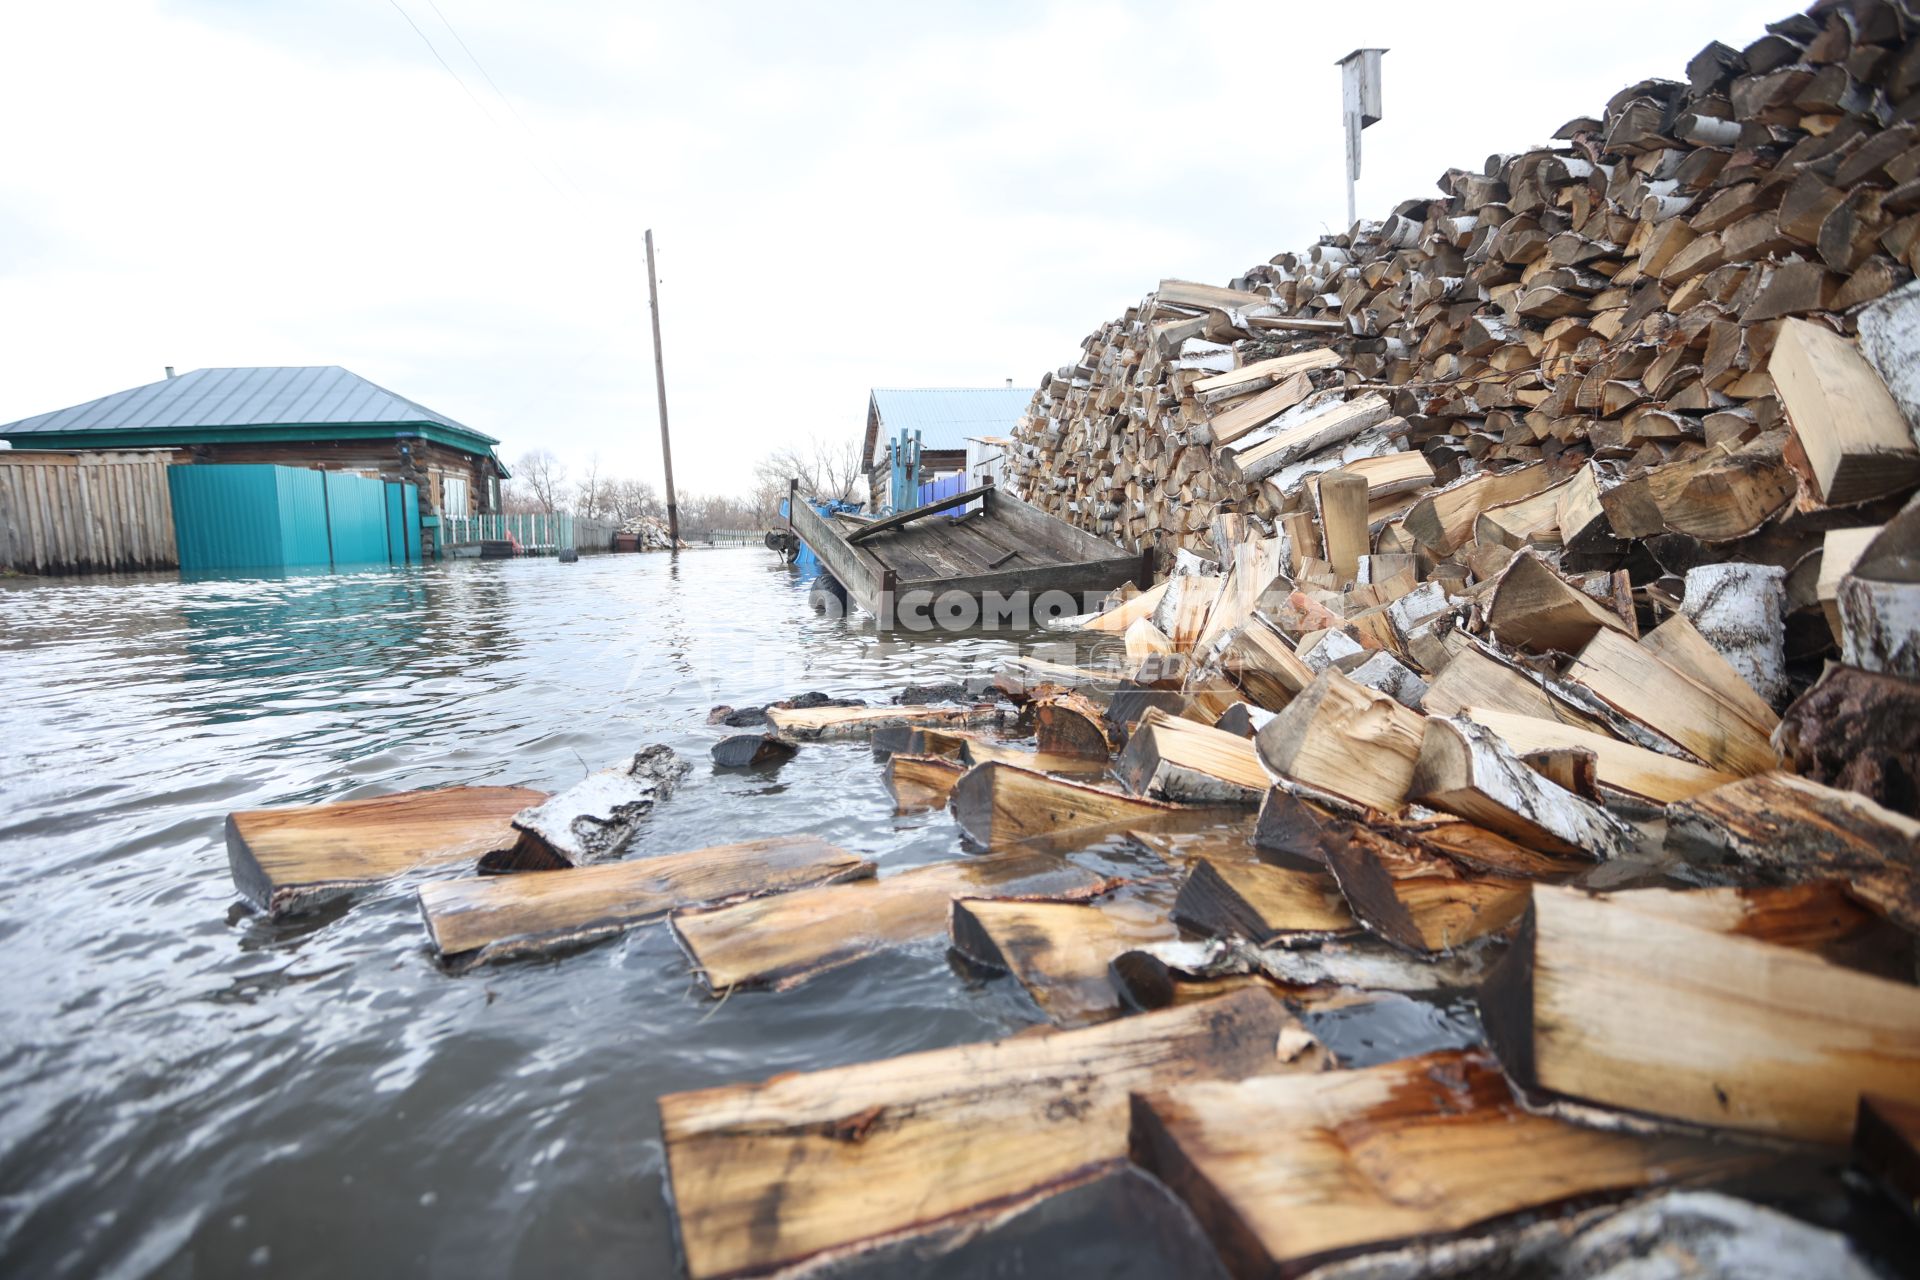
{"left": 0, "top": 366, "right": 502, "bottom": 459}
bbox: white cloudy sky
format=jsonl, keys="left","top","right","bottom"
{"left": 2, "top": 0, "right": 1789, "bottom": 497}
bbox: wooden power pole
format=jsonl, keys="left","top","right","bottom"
{"left": 644, "top": 228, "right": 680, "bottom": 546}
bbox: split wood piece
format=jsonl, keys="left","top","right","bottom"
{"left": 1124, "top": 617, "right": 1174, "bottom": 664}
{"left": 1254, "top": 669, "right": 1427, "bottom": 813}
{"left": 992, "top": 656, "right": 1119, "bottom": 704}
{"left": 1388, "top": 813, "right": 1593, "bottom": 880}
{"left": 1644, "top": 432, "right": 1797, "bottom": 542}
{"left": 886, "top": 753, "right": 969, "bottom": 811}
{"left": 1854, "top": 1094, "right": 1920, "bottom": 1216}
{"left": 1159, "top": 574, "right": 1225, "bottom": 651}
{"left": 1318, "top": 824, "right": 1530, "bottom": 955}
{"left": 1474, "top": 476, "right": 1573, "bottom": 550}
{"left": 710, "top": 734, "right": 797, "bottom": 769}
{"left": 501, "top": 745, "right": 689, "bottom": 868}
{"left": 1486, "top": 550, "right": 1633, "bottom": 654}
{"left": 1838, "top": 504, "right": 1920, "bottom": 680}
{"left": 1484, "top": 884, "right": 1920, "bottom": 1144}
{"left": 1115, "top": 934, "right": 1494, "bottom": 1002}
{"left": 1680, "top": 562, "right": 1788, "bottom": 709}
{"left": 1595, "top": 881, "right": 1912, "bottom": 977}
{"left": 1218, "top": 395, "right": 1394, "bottom": 485}
{"left": 1775, "top": 664, "right": 1920, "bottom": 816}
{"left": 1129, "top": 1048, "right": 1765, "bottom": 1280}
{"left": 226, "top": 785, "right": 547, "bottom": 917}
{"left": 1201, "top": 372, "right": 1315, "bottom": 447}
{"left": 1077, "top": 580, "right": 1171, "bottom": 633}
{"left": 949, "top": 760, "right": 1186, "bottom": 849}
{"left": 767, "top": 703, "right": 1010, "bottom": 742}
{"left": 670, "top": 850, "right": 1113, "bottom": 993}
{"left": 1033, "top": 690, "right": 1116, "bottom": 759}
{"left": 1565, "top": 628, "right": 1780, "bottom": 775}
{"left": 658, "top": 987, "right": 1316, "bottom": 1280}
{"left": 956, "top": 736, "right": 1115, "bottom": 776}
{"left": 1190, "top": 348, "right": 1341, "bottom": 399}
{"left": 1409, "top": 718, "right": 1635, "bottom": 859}
{"left": 417, "top": 837, "right": 871, "bottom": 970}
{"left": 948, "top": 897, "right": 1179, "bottom": 1025}
{"left": 1769, "top": 316, "right": 1920, "bottom": 505}
{"left": 1461, "top": 706, "right": 1736, "bottom": 803}
{"left": 1220, "top": 617, "right": 1315, "bottom": 711}
{"left": 1421, "top": 644, "right": 1611, "bottom": 735}
{"left": 1403, "top": 463, "right": 1566, "bottom": 556}
{"left": 1664, "top": 770, "right": 1920, "bottom": 932}
{"left": 1639, "top": 613, "right": 1781, "bottom": 739}
{"left": 1817, "top": 526, "right": 1883, "bottom": 637}
{"left": 1171, "top": 857, "right": 1355, "bottom": 946}
{"left": 1118, "top": 707, "right": 1269, "bottom": 805}
{"left": 1317, "top": 471, "right": 1370, "bottom": 584}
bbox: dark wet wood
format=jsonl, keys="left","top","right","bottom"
{"left": 884, "top": 753, "right": 968, "bottom": 811}
{"left": 948, "top": 761, "right": 1185, "bottom": 849}
{"left": 1855, "top": 1094, "right": 1920, "bottom": 1215}
{"left": 1130, "top": 1049, "right": 1768, "bottom": 1280}
{"left": 417, "top": 837, "right": 871, "bottom": 969}
{"left": 948, "top": 896, "right": 1178, "bottom": 1025}
{"left": 766, "top": 703, "right": 1011, "bottom": 742}
{"left": 658, "top": 988, "right": 1316, "bottom": 1280}
{"left": 1033, "top": 691, "right": 1115, "bottom": 758}
{"left": 226, "top": 785, "right": 547, "bottom": 916}
{"left": 711, "top": 734, "right": 798, "bottom": 769}
{"left": 1172, "top": 857, "right": 1356, "bottom": 945}
{"left": 1320, "top": 822, "right": 1530, "bottom": 954}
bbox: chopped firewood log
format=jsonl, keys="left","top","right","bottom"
{"left": 1482, "top": 884, "right": 1920, "bottom": 1143}
{"left": 1770, "top": 316, "right": 1920, "bottom": 505}
{"left": 670, "top": 851, "right": 1114, "bottom": 993}
{"left": 1073, "top": 580, "right": 1172, "bottom": 633}
{"left": 1837, "top": 502, "right": 1920, "bottom": 680}
{"left": 1318, "top": 823, "right": 1531, "bottom": 954}
{"left": 658, "top": 987, "right": 1314, "bottom": 1280}
{"left": 1129, "top": 1049, "right": 1766, "bottom": 1280}
{"left": 992, "top": 656, "right": 1116, "bottom": 705}
{"left": 1421, "top": 644, "right": 1612, "bottom": 735}
{"left": 1403, "top": 463, "right": 1567, "bottom": 556}
{"left": 710, "top": 734, "right": 798, "bottom": 769}
{"left": 1817, "top": 526, "right": 1883, "bottom": 637}
{"left": 1344, "top": 649, "right": 1428, "bottom": 709}
{"left": 226, "top": 785, "right": 547, "bottom": 917}
{"left": 1218, "top": 395, "right": 1395, "bottom": 484}
{"left": 1190, "top": 348, "right": 1341, "bottom": 400}
{"left": 1124, "top": 616, "right": 1174, "bottom": 665}
{"left": 1409, "top": 718, "right": 1637, "bottom": 859}
{"left": 1033, "top": 691, "right": 1115, "bottom": 759}
{"left": 1250, "top": 786, "right": 1340, "bottom": 859}
{"left": 1854, "top": 1094, "right": 1920, "bottom": 1217}
{"left": 1200, "top": 371, "right": 1315, "bottom": 446}
{"left": 948, "top": 896, "right": 1178, "bottom": 1025}
{"left": 1170, "top": 856, "right": 1356, "bottom": 945}
{"left": 1220, "top": 618, "right": 1315, "bottom": 710}
{"left": 957, "top": 736, "right": 1114, "bottom": 776}
{"left": 1117, "top": 707, "right": 1269, "bottom": 805}
{"left": 499, "top": 746, "right": 690, "bottom": 868}
{"left": 1317, "top": 470, "right": 1370, "bottom": 584}
{"left": 1639, "top": 612, "right": 1782, "bottom": 737}
{"left": 885, "top": 753, "right": 969, "bottom": 811}
{"left": 418, "top": 837, "right": 870, "bottom": 969}
{"left": 1855, "top": 279, "right": 1920, "bottom": 435}
{"left": 1776, "top": 665, "right": 1920, "bottom": 816}
{"left": 948, "top": 761, "right": 1185, "bottom": 848}
{"left": 1114, "top": 933, "right": 1494, "bottom": 1001}
{"left": 1462, "top": 706, "right": 1737, "bottom": 802}
{"left": 1254, "top": 669, "right": 1427, "bottom": 812}
{"left": 766, "top": 703, "right": 1011, "bottom": 741}
{"left": 1681, "top": 562, "right": 1788, "bottom": 707}
{"left": 1391, "top": 812, "right": 1593, "bottom": 879}
{"left": 1486, "top": 549, "right": 1634, "bottom": 654}
{"left": 1664, "top": 770, "right": 1920, "bottom": 931}
{"left": 1565, "top": 628, "right": 1781, "bottom": 775}
{"left": 1645, "top": 432, "right": 1798, "bottom": 541}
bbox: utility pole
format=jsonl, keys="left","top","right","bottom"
{"left": 644, "top": 228, "right": 680, "bottom": 547}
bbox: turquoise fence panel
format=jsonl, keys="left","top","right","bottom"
{"left": 320, "top": 472, "right": 387, "bottom": 565}
{"left": 169, "top": 465, "right": 290, "bottom": 572}
{"left": 403, "top": 486, "right": 422, "bottom": 561}
{"left": 170, "top": 464, "right": 420, "bottom": 573}
{"left": 274, "top": 468, "right": 333, "bottom": 568}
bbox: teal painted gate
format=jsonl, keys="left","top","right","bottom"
{"left": 169, "top": 464, "right": 422, "bottom": 572}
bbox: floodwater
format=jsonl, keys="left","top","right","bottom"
{"left": 1, "top": 547, "right": 1293, "bottom": 1279}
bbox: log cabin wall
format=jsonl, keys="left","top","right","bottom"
{"left": 0, "top": 449, "right": 183, "bottom": 574}
{"left": 181, "top": 438, "right": 500, "bottom": 516}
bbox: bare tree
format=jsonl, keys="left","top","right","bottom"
{"left": 574, "top": 454, "right": 606, "bottom": 520}
{"left": 607, "top": 476, "right": 661, "bottom": 524}
{"left": 752, "top": 434, "right": 866, "bottom": 506}
{"left": 511, "top": 449, "right": 569, "bottom": 515}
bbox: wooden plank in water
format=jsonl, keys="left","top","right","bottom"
{"left": 948, "top": 896, "right": 1179, "bottom": 1025}
{"left": 1484, "top": 884, "right": 1920, "bottom": 1144}
{"left": 659, "top": 987, "right": 1316, "bottom": 1280}
{"left": 416, "top": 837, "right": 872, "bottom": 969}
{"left": 766, "top": 703, "right": 1009, "bottom": 741}
{"left": 671, "top": 851, "right": 1114, "bottom": 993}
{"left": 226, "top": 785, "right": 547, "bottom": 917}
{"left": 1130, "top": 1049, "right": 1766, "bottom": 1280}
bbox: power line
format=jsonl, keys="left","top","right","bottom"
{"left": 423, "top": 0, "right": 589, "bottom": 202}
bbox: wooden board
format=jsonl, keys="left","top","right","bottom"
{"left": 1171, "top": 856, "right": 1356, "bottom": 945}
{"left": 948, "top": 761, "right": 1185, "bottom": 848}
{"left": 1130, "top": 1049, "right": 1764, "bottom": 1280}
{"left": 226, "top": 785, "right": 548, "bottom": 916}
{"left": 416, "top": 837, "right": 871, "bottom": 968}
{"left": 659, "top": 987, "right": 1315, "bottom": 1279}
{"left": 670, "top": 851, "right": 1113, "bottom": 992}
{"left": 1486, "top": 885, "right": 1920, "bottom": 1144}
{"left": 949, "top": 896, "right": 1179, "bottom": 1025}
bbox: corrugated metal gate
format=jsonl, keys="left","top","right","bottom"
{"left": 168, "top": 464, "right": 421, "bottom": 573}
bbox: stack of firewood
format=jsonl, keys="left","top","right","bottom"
{"left": 1010, "top": 0, "right": 1920, "bottom": 591}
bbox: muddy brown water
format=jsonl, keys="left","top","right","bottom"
{"left": 0, "top": 548, "right": 1897, "bottom": 1279}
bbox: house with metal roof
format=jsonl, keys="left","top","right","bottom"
{"left": 862, "top": 386, "right": 1035, "bottom": 500}
{"left": 0, "top": 366, "right": 508, "bottom": 518}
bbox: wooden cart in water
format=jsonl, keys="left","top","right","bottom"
{"left": 786, "top": 479, "right": 1149, "bottom": 628}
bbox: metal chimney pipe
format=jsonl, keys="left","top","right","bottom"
{"left": 164, "top": 366, "right": 176, "bottom": 379}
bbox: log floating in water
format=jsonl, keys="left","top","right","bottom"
{"left": 504, "top": 745, "right": 690, "bottom": 867}
{"left": 1483, "top": 884, "right": 1920, "bottom": 1144}
{"left": 226, "top": 785, "right": 548, "bottom": 917}
{"left": 710, "top": 734, "right": 798, "bottom": 769}
{"left": 1129, "top": 1048, "right": 1767, "bottom": 1280}
{"left": 948, "top": 896, "right": 1179, "bottom": 1025}
{"left": 883, "top": 753, "right": 969, "bottom": 811}
{"left": 658, "top": 987, "right": 1317, "bottom": 1280}
{"left": 947, "top": 760, "right": 1185, "bottom": 849}
{"left": 417, "top": 837, "right": 871, "bottom": 970}
{"left": 1117, "top": 707, "right": 1269, "bottom": 805}
{"left": 670, "top": 851, "right": 1113, "bottom": 993}
{"left": 1171, "top": 856, "right": 1355, "bottom": 945}
{"left": 766, "top": 703, "right": 1011, "bottom": 741}
{"left": 1032, "top": 690, "right": 1116, "bottom": 758}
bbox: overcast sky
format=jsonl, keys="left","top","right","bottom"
{"left": 2, "top": 0, "right": 1789, "bottom": 498}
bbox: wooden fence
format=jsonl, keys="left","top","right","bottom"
{"left": 0, "top": 450, "right": 179, "bottom": 574}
